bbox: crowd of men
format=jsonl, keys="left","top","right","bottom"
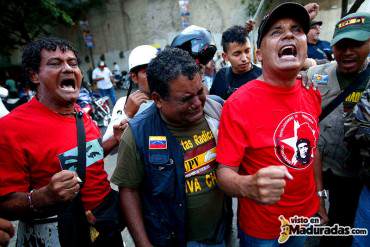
{"left": 0, "top": 2, "right": 369, "bottom": 247}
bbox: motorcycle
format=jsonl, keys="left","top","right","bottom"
{"left": 77, "top": 88, "right": 111, "bottom": 127}
{"left": 115, "top": 71, "right": 131, "bottom": 90}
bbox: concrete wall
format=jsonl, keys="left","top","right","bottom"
{"left": 67, "top": 0, "right": 370, "bottom": 74}
{"left": 58, "top": 0, "right": 249, "bottom": 74}
{"left": 7, "top": 0, "right": 369, "bottom": 73}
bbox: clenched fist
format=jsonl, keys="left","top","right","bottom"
{"left": 240, "top": 166, "right": 293, "bottom": 204}
{"left": 46, "top": 170, "right": 81, "bottom": 203}
{"left": 0, "top": 218, "right": 14, "bottom": 247}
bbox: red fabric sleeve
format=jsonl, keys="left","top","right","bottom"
{"left": 0, "top": 145, "right": 29, "bottom": 196}
{"left": 216, "top": 100, "right": 250, "bottom": 167}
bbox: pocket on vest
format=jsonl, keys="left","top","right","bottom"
{"left": 147, "top": 155, "right": 176, "bottom": 197}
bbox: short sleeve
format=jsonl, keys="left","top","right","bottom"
{"left": 92, "top": 69, "right": 98, "bottom": 79}
{"left": 216, "top": 100, "right": 250, "bottom": 167}
{"left": 210, "top": 69, "right": 226, "bottom": 98}
{"left": 0, "top": 144, "right": 30, "bottom": 196}
{"left": 111, "top": 126, "right": 144, "bottom": 188}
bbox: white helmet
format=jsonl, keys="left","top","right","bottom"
{"left": 128, "top": 45, "right": 158, "bottom": 72}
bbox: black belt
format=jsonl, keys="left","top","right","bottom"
{"left": 24, "top": 215, "right": 58, "bottom": 225}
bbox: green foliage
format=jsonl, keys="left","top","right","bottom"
{"left": 0, "top": 0, "right": 102, "bottom": 56}
{"left": 241, "top": 0, "right": 260, "bottom": 17}
{"left": 42, "top": 0, "right": 74, "bottom": 25}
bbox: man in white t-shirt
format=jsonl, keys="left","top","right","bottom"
{"left": 92, "top": 61, "right": 116, "bottom": 105}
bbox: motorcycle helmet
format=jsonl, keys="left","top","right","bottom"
{"left": 128, "top": 45, "right": 158, "bottom": 72}
{"left": 171, "top": 25, "right": 217, "bottom": 65}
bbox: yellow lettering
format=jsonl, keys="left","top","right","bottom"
{"left": 181, "top": 139, "right": 194, "bottom": 151}
{"left": 193, "top": 131, "right": 214, "bottom": 146}
{"left": 180, "top": 140, "right": 187, "bottom": 150}
{"left": 184, "top": 162, "right": 190, "bottom": 173}
{"left": 184, "top": 157, "right": 199, "bottom": 172}
{"left": 354, "top": 92, "right": 361, "bottom": 103}
{"left": 186, "top": 180, "right": 194, "bottom": 193}
{"left": 194, "top": 134, "right": 200, "bottom": 145}
{"left": 346, "top": 92, "right": 363, "bottom": 103}
{"left": 206, "top": 174, "right": 212, "bottom": 187}
{"left": 194, "top": 178, "right": 201, "bottom": 192}
{"left": 188, "top": 140, "right": 194, "bottom": 149}
{"left": 346, "top": 94, "right": 354, "bottom": 102}
{"left": 205, "top": 171, "right": 217, "bottom": 188}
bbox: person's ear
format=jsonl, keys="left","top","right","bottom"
{"left": 130, "top": 72, "right": 139, "bottom": 85}
{"left": 29, "top": 71, "right": 40, "bottom": 85}
{"left": 151, "top": 92, "right": 163, "bottom": 109}
{"left": 256, "top": 48, "right": 263, "bottom": 63}
{"left": 222, "top": 51, "right": 229, "bottom": 62}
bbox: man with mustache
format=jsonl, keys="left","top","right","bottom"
{"left": 112, "top": 48, "right": 227, "bottom": 247}
{"left": 216, "top": 3, "right": 323, "bottom": 246}
{"left": 0, "top": 37, "right": 126, "bottom": 246}
{"left": 307, "top": 12, "right": 370, "bottom": 247}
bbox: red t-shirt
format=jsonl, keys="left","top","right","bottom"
{"left": 0, "top": 98, "right": 111, "bottom": 210}
{"left": 217, "top": 79, "right": 321, "bottom": 239}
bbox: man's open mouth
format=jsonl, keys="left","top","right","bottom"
{"left": 278, "top": 45, "right": 297, "bottom": 58}
{"left": 341, "top": 58, "right": 356, "bottom": 65}
{"left": 60, "top": 78, "right": 76, "bottom": 91}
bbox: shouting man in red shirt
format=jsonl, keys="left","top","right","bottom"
{"left": 216, "top": 3, "right": 325, "bottom": 247}
{"left": 0, "top": 37, "right": 126, "bottom": 246}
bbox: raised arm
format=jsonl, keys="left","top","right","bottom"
{"left": 102, "top": 119, "right": 128, "bottom": 156}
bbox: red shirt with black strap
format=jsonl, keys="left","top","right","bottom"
{"left": 217, "top": 79, "right": 321, "bottom": 239}
{"left": 0, "top": 98, "right": 111, "bottom": 210}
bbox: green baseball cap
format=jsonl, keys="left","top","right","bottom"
{"left": 331, "top": 12, "right": 370, "bottom": 46}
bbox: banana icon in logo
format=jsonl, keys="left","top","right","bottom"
{"left": 278, "top": 215, "right": 291, "bottom": 244}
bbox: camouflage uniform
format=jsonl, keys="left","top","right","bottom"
{"left": 307, "top": 61, "right": 370, "bottom": 177}
{"left": 307, "top": 60, "right": 369, "bottom": 247}
{"left": 345, "top": 85, "right": 370, "bottom": 186}
{"left": 345, "top": 82, "right": 370, "bottom": 247}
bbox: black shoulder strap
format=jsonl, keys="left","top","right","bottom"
{"left": 225, "top": 66, "right": 233, "bottom": 89}
{"left": 124, "top": 77, "right": 133, "bottom": 106}
{"left": 319, "top": 65, "right": 370, "bottom": 122}
{"left": 75, "top": 111, "right": 86, "bottom": 185}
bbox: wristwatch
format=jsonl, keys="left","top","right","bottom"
{"left": 317, "top": 189, "right": 328, "bottom": 199}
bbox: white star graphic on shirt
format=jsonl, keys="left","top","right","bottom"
{"left": 281, "top": 119, "right": 300, "bottom": 156}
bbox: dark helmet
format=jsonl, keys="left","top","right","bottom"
{"left": 171, "top": 25, "right": 217, "bottom": 65}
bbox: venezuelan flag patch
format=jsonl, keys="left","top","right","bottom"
{"left": 312, "top": 73, "right": 329, "bottom": 85}
{"left": 149, "top": 136, "right": 167, "bottom": 150}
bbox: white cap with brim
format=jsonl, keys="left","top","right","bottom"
{"left": 128, "top": 45, "right": 158, "bottom": 72}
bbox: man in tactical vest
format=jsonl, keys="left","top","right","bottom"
{"left": 111, "top": 48, "right": 227, "bottom": 247}
{"left": 307, "top": 12, "right": 370, "bottom": 247}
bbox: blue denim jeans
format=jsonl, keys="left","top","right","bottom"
{"left": 186, "top": 241, "right": 225, "bottom": 247}
{"left": 239, "top": 229, "right": 307, "bottom": 247}
{"left": 352, "top": 186, "right": 370, "bottom": 247}
{"left": 99, "top": 87, "right": 116, "bottom": 106}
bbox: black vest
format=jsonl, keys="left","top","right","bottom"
{"left": 130, "top": 104, "right": 186, "bottom": 247}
